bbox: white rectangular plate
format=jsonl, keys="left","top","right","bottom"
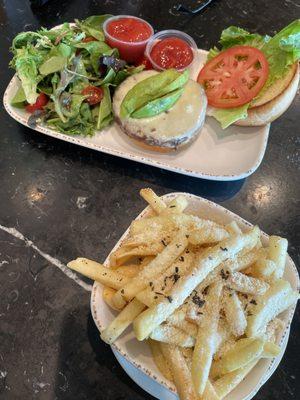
{"left": 4, "top": 50, "right": 270, "bottom": 181}
{"left": 91, "top": 192, "right": 299, "bottom": 400}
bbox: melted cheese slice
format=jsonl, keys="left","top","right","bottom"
{"left": 113, "top": 71, "right": 207, "bottom": 148}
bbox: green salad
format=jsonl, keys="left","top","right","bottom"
{"left": 10, "top": 15, "right": 143, "bottom": 136}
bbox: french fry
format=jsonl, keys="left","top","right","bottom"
{"left": 140, "top": 188, "right": 167, "bottom": 214}
{"left": 160, "top": 344, "right": 198, "bottom": 400}
{"left": 223, "top": 290, "right": 247, "bottom": 337}
{"left": 231, "top": 247, "right": 266, "bottom": 272}
{"left": 122, "top": 231, "right": 173, "bottom": 248}
{"left": 148, "top": 339, "right": 173, "bottom": 382}
{"left": 269, "top": 236, "right": 288, "bottom": 279}
{"left": 191, "top": 247, "right": 266, "bottom": 298}
{"left": 214, "top": 336, "right": 237, "bottom": 361}
{"left": 250, "top": 258, "right": 276, "bottom": 280}
{"left": 102, "top": 286, "right": 120, "bottom": 311}
{"left": 189, "top": 226, "right": 229, "bottom": 246}
{"left": 115, "top": 264, "right": 140, "bottom": 277}
{"left": 186, "top": 303, "right": 205, "bottom": 325}
{"left": 200, "top": 380, "right": 220, "bottom": 400}
{"left": 140, "top": 255, "right": 155, "bottom": 267}
{"left": 225, "top": 221, "right": 242, "bottom": 236}
{"left": 166, "top": 304, "right": 189, "bottom": 325}
{"left": 246, "top": 279, "right": 298, "bottom": 337}
{"left": 113, "top": 231, "right": 188, "bottom": 309}
{"left": 150, "top": 324, "right": 195, "bottom": 347}
{"left": 160, "top": 195, "right": 189, "bottom": 215}
{"left": 263, "top": 318, "right": 284, "bottom": 342}
{"left": 67, "top": 258, "right": 129, "bottom": 289}
{"left": 192, "top": 282, "right": 223, "bottom": 395}
{"left": 210, "top": 338, "right": 264, "bottom": 378}
{"left": 110, "top": 242, "right": 163, "bottom": 267}
{"left": 213, "top": 359, "right": 258, "bottom": 399}
{"left": 214, "top": 320, "right": 232, "bottom": 357}
{"left": 130, "top": 214, "right": 221, "bottom": 237}
{"left": 170, "top": 319, "right": 198, "bottom": 339}
{"left": 136, "top": 250, "right": 194, "bottom": 307}
{"left": 101, "top": 298, "right": 145, "bottom": 344}
{"left": 133, "top": 227, "right": 260, "bottom": 341}
{"left": 262, "top": 341, "right": 281, "bottom": 358}
{"left": 226, "top": 271, "right": 270, "bottom": 295}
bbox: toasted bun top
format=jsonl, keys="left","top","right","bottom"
{"left": 235, "top": 62, "right": 299, "bottom": 126}
{"left": 113, "top": 70, "right": 207, "bottom": 148}
{"left": 250, "top": 62, "right": 298, "bottom": 108}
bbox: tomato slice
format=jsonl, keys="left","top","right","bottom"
{"left": 25, "top": 93, "right": 49, "bottom": 113}
{"left": 82, "top": 86, "right": 104, "bottom": 105}
{"left": 197, "top": 46, "right": 269, "bottom": 108}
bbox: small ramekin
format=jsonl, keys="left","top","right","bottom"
{"left": 145, "top": 29, "right": 198, "bottom": 71}
{"left": 103, "top": 15, "right": 154, "bottom": 63}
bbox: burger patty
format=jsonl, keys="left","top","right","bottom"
{"left": 113, "top": 71, "right": 207, "bottom": 149}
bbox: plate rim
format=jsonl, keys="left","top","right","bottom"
{"left": 3, "top": 51, "right": 270, "bottom": 182}
{"left": 90, "top": 192, "right": 299, "bottom": 398}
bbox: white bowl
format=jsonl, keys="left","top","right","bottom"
{"left": 91, "top": 192, "right": 299, "bottom": 400}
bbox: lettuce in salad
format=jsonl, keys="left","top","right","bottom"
{"left": 9, "top": 15, "right": 142, "bottom": 136}
{"left": 207, "top": 19, "right": 300, "bottom": 128}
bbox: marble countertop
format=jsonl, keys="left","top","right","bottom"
{"left": 0, "top": 0, "right": 299, "bottom": 399}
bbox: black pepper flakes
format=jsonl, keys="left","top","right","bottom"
{"left": 121, "top": 289, "right": 124, "bottom": 294}
{"left": 192, "top": 293, "right": 205, "bottom": 308}
{"left": 167, "top": 296, "right": 173, "bottom": 303}
{"left": 149, "top": 282, "right": 153, "bottom": 287}
{"left": 175, "top": 267, "right": 179, "bottom": 273}
{"left": 220, "top": 247, "right": 228, "bottom": 251}
{"left": 179, "top": 256, "right": 184, "bottom": 262}
{"left": 250, "top": 299, "right": 257, "bottom": 305}
{"left": 169, "top": 205, "right": 176, "bottom": 208}
{"left": 161, "top": 239, "right": 167, "bottom": 247}
{"left": 220, "top": 269, "right": 230, "bottom": 280}
{"left": 202, "top": 286, "right": 209, "bottom": 295}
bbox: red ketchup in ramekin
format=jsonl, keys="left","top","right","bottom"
{"left": 150, "top": 37, "right": 194, "bottom": 70}
{"left": 103, "top": 15, "right": 154, "bottom": 63}
{"left": 145, "top": 30, "right": 197, "bottom": 71}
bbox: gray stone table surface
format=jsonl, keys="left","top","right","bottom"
{"left": 0, "top": 0, "right": 299, "bottom": 399}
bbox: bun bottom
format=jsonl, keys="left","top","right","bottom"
{"left": 235, "top": 63, "right": 299, "bottom": 127}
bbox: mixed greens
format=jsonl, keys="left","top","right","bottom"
{"left": 120, "top": 69, "right": 189, "bottom": 119}
{"left": 10, "top": 15, "right": 143, "bottom": 136}
{"left": 207, "top": 20, "right": 300, "bottom": 128}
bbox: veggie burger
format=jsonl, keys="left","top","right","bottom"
{"left": 199, "top": 20, "right": 300, "bottom": 128}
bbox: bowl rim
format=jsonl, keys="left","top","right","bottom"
{"left": 91, "top": 192, "right": 299, "bottom": 398}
